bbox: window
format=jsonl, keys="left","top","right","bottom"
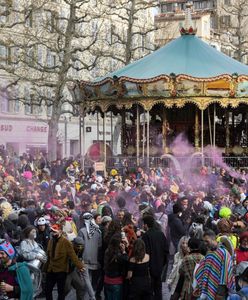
{"left": 59, "top": 10, "right": 67, "bottom": 32}
{"left": 224, "top": 0, "right": 231, "bottom": 5}
{"left": 91, "top": 20, "right": 98, "bottom": 39}
{"left": 24, "top": 87, "right": 42, "bottom": 115}
{"left": 2, "top": 86, "right": 19, "bottom": 113}
{"left": 46, "top": 10, "right": 57, "bottom": 32}
{"left": 220, "top": 15, "right": 231, "bottom": 27}
{"left": 37, "top": 45, "right": 43, "bottom": 65}
{"left": 11, "top": 47, "right": 19, "bottom": 64}
{"left": 12, "top": 0, "right": 19, "bottom": 23}
{"left": 0, "top": 0, "right": 12, "bottom": 24}
{"left": 25, "top": 47, "right": 34, "bottom": 66}
{"left": 161, "top": 3, "right": 173, "bottom": 13}
{"left": 46, "top": 49, "right": 56, "bottom": 68}
{"left": 0, "top": 45, "right": 11, "bottom": 64}
{"left": 0, "top": 45, "right": 7, "bottom": 64}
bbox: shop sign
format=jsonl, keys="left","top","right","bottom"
{"left": 0, "top": 125, "right": 13, "bottom": 132}
{"left": 26, "top": 126, "right": 47, "bottom": 133}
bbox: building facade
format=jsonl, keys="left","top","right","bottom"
{"left": 155, "top": 0, "right": 248, "bottom": 63}
{"left": 0, "top": 0, "right": 156, "bottom": 159}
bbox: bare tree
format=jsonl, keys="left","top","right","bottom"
{"left": 220, "top": 0, "right": 248, "bottom": 62}
{"left": 97, "top": 0, "right": 159, "bottom": 154}
{"left": 0, "top": 0, "right": 105, "bottom": 160}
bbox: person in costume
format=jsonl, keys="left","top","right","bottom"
{"left": 195, "top": 230, "right": 235, "bottom": 300}
{"left": 78, "top": 212, "right": 102, "bottom": 295}
{"left": 45, "top": 223, "right": 84, "bottom": 300}
{"left": 0, "top": 240, "right": 33, "bottom": 300}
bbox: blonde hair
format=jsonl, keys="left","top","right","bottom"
{"left": 177, "top": 236, "right": 189, "bottom": 257}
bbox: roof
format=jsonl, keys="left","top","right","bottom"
{"left": 96, "top": 35, "right": 248, "bottom": 81}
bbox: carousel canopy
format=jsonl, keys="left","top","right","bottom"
{"left": 97, "top": 35, "right": 248, "bottom": 80}
{"left": 73, "top": 10, "right": 248, "bottom": 112}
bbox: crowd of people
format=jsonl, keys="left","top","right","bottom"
{"left": 0, "top": 148, "right": 248, "bottom": 299}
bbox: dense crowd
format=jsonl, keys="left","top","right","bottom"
{"left": 0, "top": 148, "right": 248, "bottom": 299}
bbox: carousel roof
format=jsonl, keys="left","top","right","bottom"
{"left": 73, "top": 8, "right": 248, "bottom": 112}
{"left": 97, "top": 35, "right": 248, "bottom": 81}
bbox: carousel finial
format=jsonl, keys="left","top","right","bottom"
{"left": 180, "top": 1, "right": 197, "bottom": 36}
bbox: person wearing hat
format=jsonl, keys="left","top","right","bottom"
{"left": 0, "top": 240, "right": 33, "bottom": 299}
{"left": 45, "top": 223, "right": 84, "bottom": 300}
{"left": 35, "top": 217, "right": 50, "bottom": 251}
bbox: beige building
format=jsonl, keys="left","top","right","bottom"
{"left": 155, "top": 0, "right": 248, "bottom": 62}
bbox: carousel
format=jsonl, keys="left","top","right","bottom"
{"left": 70, "top": 4, "right": 248, "bottom": 171}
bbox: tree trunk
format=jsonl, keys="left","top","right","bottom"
{"left": 48, "top": 115, "right": 59, "bottom": 161}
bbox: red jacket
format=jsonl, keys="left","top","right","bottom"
{"left": 236, "top": 248, "right": 248, "bottom": 264}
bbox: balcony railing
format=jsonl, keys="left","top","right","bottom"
{"left": 102, "top": 156, "right": 248, "bottom": 170}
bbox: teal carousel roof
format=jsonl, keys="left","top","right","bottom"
{"left": 98, "top": 34, "right": 248, "bottom": 80}
{"left": 72, "top": 6, "right": 248, "bottom": 112}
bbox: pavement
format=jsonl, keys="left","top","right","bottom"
{"left": 39, "top": 259, "right": 173, "bottom": 299}
{"left": 39, "top": 284, "right": 171, "bottom": 299}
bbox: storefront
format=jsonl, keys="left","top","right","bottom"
{"left": 0, "top": 118, "right": 48, "bottom": 156}
{"left": 0, "top": 115, "right": 121, "bottom": 158}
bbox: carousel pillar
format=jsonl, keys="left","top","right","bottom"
{"left": 79, "top": 116, "right": 82, "bottom": 156}
{"left": 147, "top": 110, "right": 150, "bottom": 168}
{"left": 208, "top": 107, "right": 213, "bottom": 146}
{"left": 103, "top": 111, "right": 107, "bottom": 176}
{"left": 162, "top": 108, "right": 168, "bottom": 153}
{"left": 246, "top": 111, "right": 248, "bottom": 148}
{"left": 110, "top": 112, "right": 113, "bottom": 151}
{"left": 195, "top": 107, "right": 200, "bottom": 151}
{"left": 201, "top": 109, "right": 204, "bottom": 165}
{"left": 232, "top": 111, "right": 235, "bottom": 147}
{"left": 121, "top": 109, "right": 126, "bottom": 155}
{"left": 225, "top": 109, "right": 230, "bottom": 153}
{"left": 142, "top": 110, "right": 145, "bottom": 159}
{"left": 97, "top": 111, "right": 99, "bottom": 142}
{"left": 136, "top": 105, "right": 140, "bottom": 166}
{"left": 213, "top": 103, "right": 216, "bottom": 148}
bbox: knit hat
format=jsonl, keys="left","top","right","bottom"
{"left": 0, "top": 241, "right": 15, "bottom": 259}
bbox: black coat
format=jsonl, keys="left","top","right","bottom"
{"left": 168, "top": 213, "right": 186, "bottom": 248}
{"left": 142, "top": 228, "right": 169, "bottom": 277}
